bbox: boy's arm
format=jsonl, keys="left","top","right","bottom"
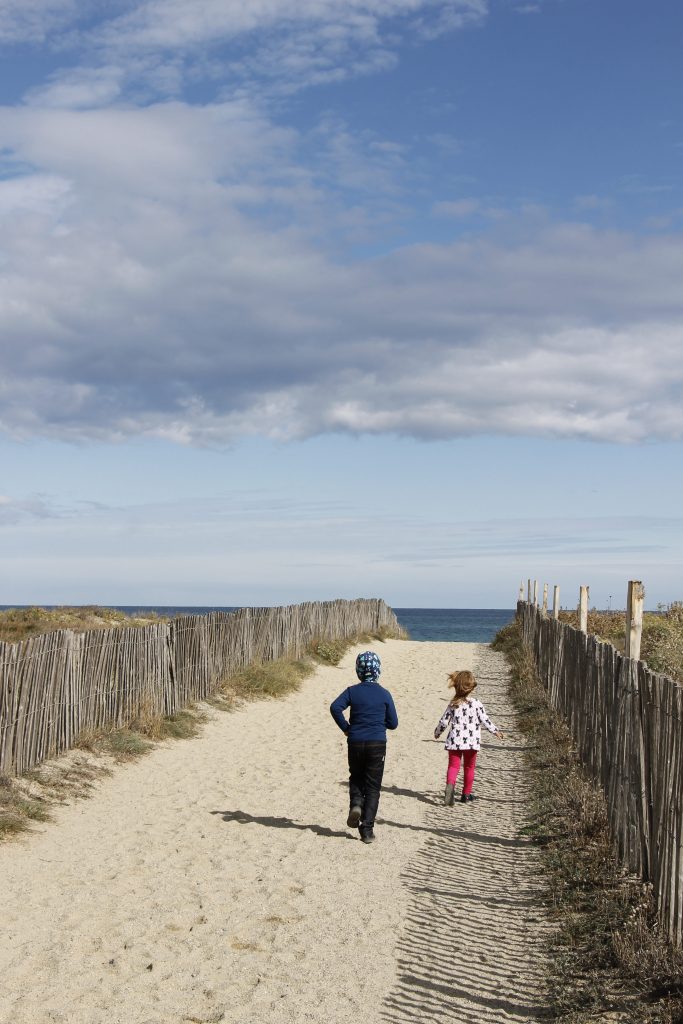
{"left": 330, "top": 688, "right": 352, "bottom": 733}
{"left": 385, "top": 692, "right": 398, "bottom": 731}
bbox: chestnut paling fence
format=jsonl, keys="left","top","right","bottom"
{"left": 0, "top": 598, "right": 399, "bottom": 777}
{"left": 518, "top": 600, "right": 683, "bottom": 945}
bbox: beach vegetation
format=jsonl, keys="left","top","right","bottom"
{"left": 308, "top": 623, "right": 406, "bottom": 666}
{"left": 558, "top": 602, "right": 683, "bottom": 681}
{"left": 0, "top": 605, "right": 165, "bottom": 644}
{"left": 0, "top": 774, "right": 51, "bottom": 837}
{"left": 493, "top": 619, "right": 683, "bottom": 1024}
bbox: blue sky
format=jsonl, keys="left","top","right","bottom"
{"left": 1, "top": 0, "right": 682, "bottom": 609}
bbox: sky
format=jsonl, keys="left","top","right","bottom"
{"left": 1, "top": 0, "right": 682, "bottom": 609}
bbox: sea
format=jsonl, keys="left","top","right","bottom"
{"left": 0, "top": 605, "right": 514, "bottom": 643}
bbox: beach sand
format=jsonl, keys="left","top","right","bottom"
{"left": 0, "top": 640, "right": 552, "bottom": 1024}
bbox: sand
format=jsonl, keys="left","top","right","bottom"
{"left": 0, "top": 640, "right": 552, "bottom": 1024}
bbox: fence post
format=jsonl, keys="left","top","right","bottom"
{"left": 527, "top": 578, "right": 532, "bottom": 603}
{"left": 533, "top": 580, "right": 539, "bottom": 607}
{"left": 553, "top": 585, "right": 560, "bottom": 620}
{"left": 625, "top": 580, "right": 645, "bottom": 660}
{"left": 542, "top": 583, "right": 548, "bottom": 616}
{"left": 518, "top": 581, "right": 524, "bottom": 601}
{"left": 579, "top": 586, "right": 589, "bottom": 633}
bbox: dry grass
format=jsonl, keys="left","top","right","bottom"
{"left": 558, "top": 603, "right": 683, "bottom": 681}
{"left": 0, "top": 605, "right": 165, "bottom": 644}
{"left": 492, "top": 620, "right": 683, "bottom": 1024}
{"left": 307, "top": 624, "right": 406, "bottom": 667}
{"left": 0, "top": 774, "right": 51, "bottom": 837}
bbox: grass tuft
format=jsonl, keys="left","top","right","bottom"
{"left": 218, "top": 658, "right": 313, "bottom": 702}
{"left": 492, "top": 618, "right": 683, "bottom": 1024}
{"left": 0, "top": 774, "right": 51, "bottom": 838}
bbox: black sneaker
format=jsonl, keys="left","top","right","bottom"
{"left": 347, "top": 805, "right": 362, "bottom": 828}
{"left": 460, "top": 793, "right": 476, "bottom": 803}
{"left": 360, "top": 830, "right": 376, "bottom": 844}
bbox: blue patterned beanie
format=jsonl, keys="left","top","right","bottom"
{"left": 355, "top": 651, "right": 381, "bottom": 682}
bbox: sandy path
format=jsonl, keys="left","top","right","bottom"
{"left": 0, "top": 641, "right": 552, "bottom": 1024}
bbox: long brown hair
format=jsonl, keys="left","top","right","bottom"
{"left": 447, "top": 670, "right": 476, "bottom": 707}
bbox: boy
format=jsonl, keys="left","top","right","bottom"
{"left": 330, "top": 651, "right": 398, "bottom": 844}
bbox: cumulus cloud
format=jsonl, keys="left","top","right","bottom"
{"left": 0, "top": 98, "right": 682, "bottom": 446}
{"left": 1, "top": 1, "right": 681, "bottom": 448}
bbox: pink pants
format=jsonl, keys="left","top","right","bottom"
{"left": 446, "top": 749, "right": 477, "bottom": 794}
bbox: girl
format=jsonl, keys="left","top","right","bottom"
{"left": 434, "top": 670, "right": 504, "bottom": 805}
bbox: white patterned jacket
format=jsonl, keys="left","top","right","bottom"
{"left": 434, "top": 698, "right": 499, "bottom": 751}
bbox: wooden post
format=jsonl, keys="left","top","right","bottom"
{"left": 579, "top": 585, "right": 589, "bottom": 633}
{"left": 625, "top": 580, "right": 645, "bottom": 660}
{"left": 542, "top": 583, "right": 548, "bottom": 616}
{"left": 533, "top": 580, "right": 539, "bottom": 607}
{"left": 518, "top": 581, "right": 524, "bottom": 602}
{"left": 527, "top": 578, "right": 532, "bottom": 603}
{"left": 553, "top": 585, "right": 560, "bottom": 619}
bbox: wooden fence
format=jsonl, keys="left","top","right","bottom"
{"left": 0, "top": 598, "right": 399, "bottom": 777}
{"left": 518, "top": 600, "right": 683, "bottom": 945}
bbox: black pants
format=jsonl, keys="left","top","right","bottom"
{"left": 348, "top": 741, "right": 386, "bottom": 833}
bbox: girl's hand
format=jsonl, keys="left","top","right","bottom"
{"left": 496, "top": 731, "right": 505, "bottom": 740}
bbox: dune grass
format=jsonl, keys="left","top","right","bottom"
{"left": 0, "top": 605, "right": 165, "bottom": 644}
{"left": 0, "top": 774, "right": 51, "bottom": 838}
{"left": 493, "top": 619, "right": 683, "bottom": 1023}
{"left": 558, "top": 602, "right": 683, "bottom": 682}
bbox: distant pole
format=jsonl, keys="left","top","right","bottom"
{"left": 579, "top": 586, "right": 589, "bottom": 633}
{"left": 553, "top": 585, "right": 560, "bottom": 619}
{"left": 625, "top": 580, "right": 645, "bottom": 660}
{"left": 527, "top": 578, "right": 532, "bottom": 603}
{"left": 542, "top": 583, "right": 548, "bottom": 616}
{"left": 533, "top": 580, "right": 539, "bottom": 607}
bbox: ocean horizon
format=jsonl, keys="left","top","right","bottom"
{"left": 0, "top": 605, "right": 514, "bottom": 644}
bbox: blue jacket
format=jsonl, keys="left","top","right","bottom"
{"left": 330, "top": 680, "right": 399, "bottom": 742}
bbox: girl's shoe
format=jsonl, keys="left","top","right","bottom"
{"left": 460, "top": 793, "right": 476, "bottom": 803}
{"left": 444, "top": 783, "right": 455, "bottom": 806}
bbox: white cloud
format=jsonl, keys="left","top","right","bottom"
{"left": 25, "top": 67, "right": 126, "bottom": 110}
{"left": 0, "top": 101, "right": 682, "bottom": 446}
{"left": 0, "top": 0, "right": 80, "bottom": 43}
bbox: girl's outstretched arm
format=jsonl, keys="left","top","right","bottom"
{"left": 475, "top": 701, "right": 501, "bottom": 736}
{"left": 434, "top": 706, "right": 452, "bottom": 739}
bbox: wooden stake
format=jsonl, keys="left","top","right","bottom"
{"left": 533, "top": 580, "right": 539, "bottom": 607}
{"left": 579, "top": 586, "right": 589, "bottom": 633}
{"left": 542, "top": 583, "right": 548, "bottom": 616}
{"left": 518, "top": 581, "right": 524, "bottom": 602}
{"left": 527, "top": 578, "right": 532, "bottom": 603}
{"left": 625, "top": 580, "right": 645, "bottom": 660}
{"left": 553, "top": 585, "right": 560, "bottom": 619}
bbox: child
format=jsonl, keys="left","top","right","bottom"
{"left": 433, "top": 669, "right": 504, "bottom": 806}
{"left": 330, "top": 651, "right": 399, "bottom": 844}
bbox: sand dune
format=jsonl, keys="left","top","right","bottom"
{"left": 0, "top": 640, "right": 551, "bottom": 1024}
